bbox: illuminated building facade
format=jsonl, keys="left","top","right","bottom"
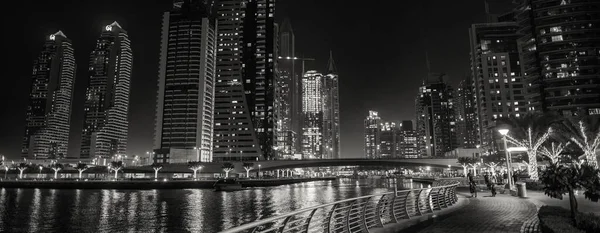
{"left": 364, "top": 111, "right": 381, "bottom": 159}
{"left": 455, "top": 76, "right": 480, "bottom": 149}
{"left": 80, "top": 22, "right": 132, "bottom": 159}
{"left": 322, "top": 52, "right": 341, "bottom": 159}
{"left": 153, "top": 0, "right": 216, "bottom": 163}
{"left": 22, "top": 31, "right": 75, "bottom": 159}
{"left": 469, "top": 19, "right": 527, "bottom": 148}
{"left": 415, "top": 74, "right": 457, "bottom": 157}
{"left": 516, "top": 0, "right": 600, "bottom": 116}
{"left": 213, "top": 0, "right": 276, "bottom": 161}
{"left": 301, "top": 71, "right": 324, "bottom": 159}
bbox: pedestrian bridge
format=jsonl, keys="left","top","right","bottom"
{"left": 128, "top": 158, "right": 460, "bottom": 174}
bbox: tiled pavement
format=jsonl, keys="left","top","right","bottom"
{"left": 414, "top": 190, "right": 539, "bottom": 233}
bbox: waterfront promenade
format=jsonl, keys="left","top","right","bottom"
{"left": 409, "top": 187, "right": 599, "bottom": 233}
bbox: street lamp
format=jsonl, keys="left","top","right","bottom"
{"left": 258, "top": 164, "right": 262, "bottom": 179}
{"left": 39, "top": 166, "right": 43, "bottom": 178}
{"left": 498, "top": 128, "right": 514, "bottom": 189}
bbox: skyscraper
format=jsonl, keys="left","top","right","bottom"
{"left": 274, "top": 18, "right": 296, "bottom": 159}
{"left": 213, "top": 0, "right": 276, "bottom": 161}
{"left": 415, "top": 74, "right": 457, "bottom": 157}
{"left": 22, "top": 31, "right": 76, "bottom": 159}
{"left": 455, "top": 75, "right": 479, "bottom": 148}
{"left": 153, "top": 0, "right": 217, "bottom": 163}
{"left": 469, "top": 18, "right": 527, "bottom": 148}
{"left": 80, "top": 22, "right": 132, "bottom": 160}
{"left": 301, "top": 70, "right": 324, "bottom": 159}
{"left": 516, "top": 0, "right": 600, "bottom": 116}
{"left": 322, "top": 52, "right": 341, "bottom": 159}
{"left": 364, "top": 111, "right": 381, "bottom": 159}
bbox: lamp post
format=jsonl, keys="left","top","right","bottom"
{"left": 498, "top": 128, "right": 513, "bottom": 189}
{"left": 38, "top": 166, "right": 43, "bottom": 178}
{"left": 258, "top": 164, "right": 262, "bottom": 179}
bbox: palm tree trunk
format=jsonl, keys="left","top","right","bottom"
{"left": 114, "top": 170, "right": 118, "bottom": 179}
{"left": 225, "top": 171, "right": 229, "bottom": 177}
{"left": 568, "top": 188, "right": 578, "bottom": 223}
{"left": 79, "top": 171, "right": 83, "bottom": 179}
{"left": 193, "top": 170, "right": 197, "bottom": 179}
{"left": 154, "top": 170, "right": 158, "bottom": 179}
{"left": 54, "top": 171, "right": 58, "bottom": 179}
{"left": 19, "top": 170, "right": 24, "bottom": 179}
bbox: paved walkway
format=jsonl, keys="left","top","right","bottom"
{"left": 414, "top": 188, "right": 539, "bottom": 233}
{"left": 412, "top": 187, "right": 600, "bottom": 233}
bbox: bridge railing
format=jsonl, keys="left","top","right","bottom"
{"left": 219, "top": 181, "right": 460, "bottom": 233}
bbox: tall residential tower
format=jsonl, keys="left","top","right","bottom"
{"left": 322, "top": 52, "right": 341, "bottom": 159}
{"left": 22, "top": 31, "right": 76, "bottom": 159}
{"left": 80, "top": 22, "right": 132, "bottom": 160}
{"left": 213, "top": 0, "right": 276, "bottom": 161}
{"left": 153, "top": 0, "right": 217, "bottom": 163}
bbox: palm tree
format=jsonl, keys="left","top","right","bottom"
{"left": 457, "top": 157, "right": 476, "bottom": 176}
{"left": 110, "top": 161, "right": 123, "bottom": 179}
{"left": 151, "top": 163, "right": 163, "bottom": 179}
{"left": 555, "top": 117, "right": 600, "bottom": 168}
{"left": 497, "top": 112, "right": 558, "bottom": 180}
{"left": 486, "top": 162, "right": 499, "bottom": 176}
{"left": 76, "top": 163, "right": 89, "bottom": 179}
{"left": 187, "top": 162, "right": 203, "bottom": 179}
{"left": 17, "top": 163, "right": 28, "bottom": 179}
{"left": 243, "top": 163, "right": 254, "bottom": 178}
{"left": 51, "top": 163, "right": 64, "bottom": 179}
{"left": 222, "top": 163, "right": 235, "bottom": 177}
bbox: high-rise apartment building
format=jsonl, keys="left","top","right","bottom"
{"left": 153, "top": 0, "right": 217, "bottom": 163}
{"left": 301, "top": 71, "right": 324, "bottom": 159}
{"left": 22, "top": 31, "right": 76, "bottom": 159}
{"left": 80, "top": 22, "right": 132, "bottom": 160}
{"left": 364, "top": 111, "right": 381, "bottom": 159}
{"left": 455, "top": 75, "right": 479, "bottom": 148}
{"left": 516, "top": 0, "right": 600, "bottom": 116}
{"left": 322, "top": 52, "right": 341, "bottom": 159}
{"left": 213, "top": 0, "right": 276, "bottom": 161}
{"left": 274, "top": 18, "right": 296, "bottom": 159}
{"left": 469, "top": 19, "right": 527, "bottom": 147}
{"left": 415, "top": 74, "right": 457, "bottom": 157}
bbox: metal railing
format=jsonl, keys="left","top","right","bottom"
{"left": 220, "top": 181, "right": 459, "bottom": 233}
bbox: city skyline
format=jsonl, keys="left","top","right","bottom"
{"left": 2, "top": 0, "right": 510, "bottom": 159}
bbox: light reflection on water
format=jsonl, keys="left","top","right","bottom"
{"left": 0, "top": 178, "right": 425, "bottom": 232}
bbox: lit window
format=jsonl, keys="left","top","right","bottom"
{"left": 511, "top": 72, "right": 515, "bottom": 76}
{"left": 551, "top": 35, "right": 563, "bottom": 42}
{"left": 550, "top": 26, "right": 562, "bottom": 32}
{"left": 514, "top": 102, "right": 519, "bottom": 105}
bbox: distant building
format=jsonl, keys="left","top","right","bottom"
{"left": 400, "top": 121, "right": 419, "bottom": 158}
{"left": 322, "top": 52, "right": 341, "bottom": 159}
{"left": 515, "top": 0, "right": 600, "bottom": 116}
{"left": 301, "top": 71, "right": 324, "bottom": 159}
{"left": 80, "top": 22, "right": 132, "bottom": 160}
{"left": 455, "top": 75, "right": 479, "bottom": 148}
{"left": 22, "top": 31, "right": 75, "bottom": 159}
{"left": 213, "top": 0, "right": 276, "bottom": 161}
{"left": 153, "top": 0, "right": 216, "bottom": 163}
{"left": 379, "top": 122, "right": 401, "bottom": 158}
{"left": 364, "top": 111, "right": 381, "bottom": 159}
{"left": 415, "top": 74, "right": 457, "bottom": 157}
{"left": 469, "top": 18, "right": 527, "bottom": 148}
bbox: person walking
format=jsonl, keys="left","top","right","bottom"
{"left": 467, "top": 171, "right": 474, "bottom": 183}
{"left": 503, "top": 172, "right": 508, "bottom": 185}
{"left": 484, "top": 172, "right": 490, "bottom": 190}
{"left": 469, "top": 180, "right": 478, "bottom": 198}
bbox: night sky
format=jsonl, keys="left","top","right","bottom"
{"left": 1, "top": 0, "right": 512, "bottom": 160}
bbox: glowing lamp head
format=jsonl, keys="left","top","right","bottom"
{"left": 105, "top": 25, "right": 112, "bottom": 31}
{"left": 498, "top": 129, "right": 509, "bottom": 136}
{"left": 49, "top": 34, "right": 56, "bottom": 41}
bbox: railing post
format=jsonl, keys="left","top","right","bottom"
{"left": 452, "top": 185, "right": 458, "bottom": 203}
{"left": 375, "top": 195, "right": 386, "bottom": 227}
{"left": 415, "top": 189, "right": 423, "bottom": 216}
{"left": 403, "top": 191, "right": 411, "bottom": 219}
{"left": 440, "top": 187, "right": 448, "bottom": 209}
{"left": 325, "top": 203, "right": 339, "bottom": 233}
{"left": 389, "top": 194, "right": 398, "bottom": 223}
{"left": 426, "top": 188, "right": 434, "bottom": 213}
{"left": 361, "top": 197, "right": 371, "bottom": 233}
{"left": 302, "top": 208, "right": 318, "bottom": 233}
{"left": 345, "top": 200, "right": 357, "bottom": 233}
{"left": 277, "top": 216, "right": 293, "bottom": 233}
